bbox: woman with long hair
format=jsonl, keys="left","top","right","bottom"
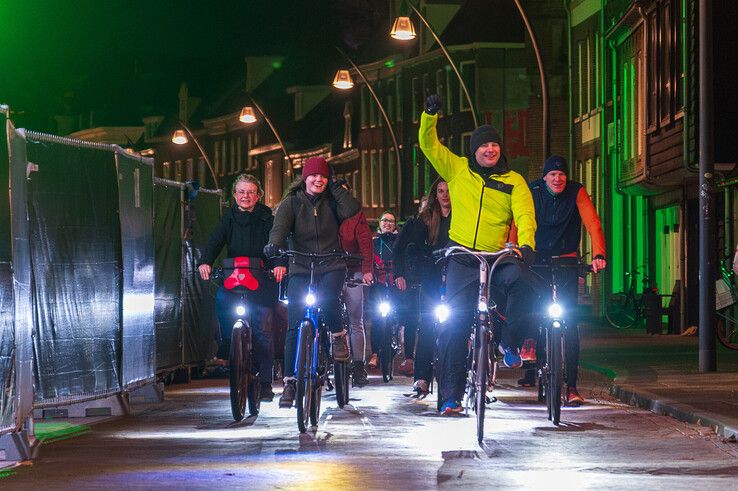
{"left": 393, "top": 178, "right": 451, "bottom": 395}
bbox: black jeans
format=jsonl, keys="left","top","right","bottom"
{"left": 283, "top": 269, "right": 345, "bottom": 378}
{"left": 531, "top": 260, "right": 580, "bottom": 387}
{"left": 438, "top": 257, "right": 529, "bottom": 404}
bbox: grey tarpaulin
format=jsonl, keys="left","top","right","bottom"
{"left": 116, "top": 150, "right": 155, "bottom": 389}
{"left": 25, "top": 133, "right": 123, "bottom": 403}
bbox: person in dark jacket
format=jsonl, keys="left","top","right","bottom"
{"left": 198, "top": 173, "right": 277, "bottom": 400}
{"left": 524, "top": 155, "right": 607, "bottom": 406}
{"left": 337, "top": 183, "right": 374, "bottom": 387}
{"left": 264, "top": 156, "right": 361, "bottom": 408}
{"left": 394, "top": 178, "right": 452, "bottom": 395}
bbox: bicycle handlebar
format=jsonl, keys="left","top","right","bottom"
{"left": 278, "top": 249, "right": 362, "bottom": 262}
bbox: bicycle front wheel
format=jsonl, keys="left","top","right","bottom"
{"left": 547, "top": 326, "right": 564, "bottom": 425}
{"left": 334, "top": 360, "right": 350, "bottom": 408}
{"left": 474, "top": 323, "right": 489, "bottom": 444}
{"left": 605, "top": 293, "right": 638, "bottom": 329}
{"left": 295, "top": 321, "right": 314, "bottom": 433}
{"left": 229, "top": 324, "right": 248, "bottom": 422}
{"left": 379, "top": 318, "right": 395, "bottom": 382}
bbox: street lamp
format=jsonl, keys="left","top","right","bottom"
{"left": 391, "top": 1, "right": 550, "bottom": 156}
{"left": 333, "top": 46, "right": 403, "bottom": 216}
{"left": 239, "top": 97, "right": 292, "bottom": 176}
{"left": 171, "top": 123, "right": 220, "bottom": 190}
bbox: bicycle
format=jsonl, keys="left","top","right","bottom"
{"left": 716, "top": 257, "right": 738, "bottom": 350}
{"left": 211, "top": 257, "right": 266, "bottom": 421}
{"left": 277, "top": 249, "right": 359, "bottom": 433}
{"left": 372, "top": 264, "right": 401, "bottom": 383}
{"left": 605, "top": 267, "right": 650, "bottom": 329}
{"left": 530, "top": 258, "right": 592, "bottom": 425}
{"left": 433, "top": 244, "right": 520, "bottom": 445}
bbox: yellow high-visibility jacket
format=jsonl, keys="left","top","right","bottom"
{"left": 418, "top": 112, "right": 536, "bottom": 251}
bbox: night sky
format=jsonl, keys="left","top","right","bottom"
{"left": 0, "top": 0, "right": 391, "bottom": 132}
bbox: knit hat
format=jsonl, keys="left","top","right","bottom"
{"left": 542, "top": 155, "right": 568, "bottom": 177}
{"left": 301, "top": 156, "right": 330, "bottom": 180}
{"left": 470, "top": 125, "right": 502, "bottom": 155}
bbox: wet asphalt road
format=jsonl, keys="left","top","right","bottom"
{"left": 2, "top": 371, "right": 738, "bottom": 490}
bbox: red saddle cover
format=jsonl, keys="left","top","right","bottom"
{"left": 223, "top": 257, "right": 262, "bottom": 291}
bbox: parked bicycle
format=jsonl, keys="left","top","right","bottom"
{"left": 605, "top": 267, "right": 650, "bottom": 329}
{"left": 433, "top": 244, "right": 520, "bottom": 444}
{"left": 277, "top": 249, "right": 359, "bottom": 433}
{"left": 211, "top": 257, "right": 265, "bottom": 421}
{"left": 716, "top": 256, "right": 738, "bottom": 350}
{"left": 530, "top": 258, "right": 592, "bottom": 425}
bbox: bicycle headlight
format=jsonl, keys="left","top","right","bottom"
{"left": 435, "top": 304, "right": 450, "bottom": 323}
{"left": 305, "top": 292, "right": 317, "bottom": 306}
{"left": 235, "top": 305, "right": 246, "bottom": 316}
{"left": 548, "top": 303, "right": 564, "bottom": 318}
{"left": 478, "top": 301, "right": 488, "bottom": 312}
{"left": 379, "top": 301, "right": 391, "bottom": 317}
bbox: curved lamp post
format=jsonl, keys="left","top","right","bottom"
{"left": 391, "top": 1, "right": 550, "bottom": 156}
{"left": 239, "top": 97, "right": 292, "bottom": 178}
{"left": 334, "top": 46, "right": 403, "bottom": 216}
{"left": 171, "top": 123, "right": 220, "bottom": 190}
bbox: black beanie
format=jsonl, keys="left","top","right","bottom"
{"left": 470, "top": 125, "right": 501, "bottom": 155}
{"left": 542, "top": 155, "right": 568, "bottom": 177}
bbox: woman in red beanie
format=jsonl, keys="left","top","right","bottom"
{"left": 264, "top": 156, "right": 361, "bottom": 408}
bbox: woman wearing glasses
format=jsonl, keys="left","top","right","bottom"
{"left": 198, "top": 173, "right": 278, "bottom": 400}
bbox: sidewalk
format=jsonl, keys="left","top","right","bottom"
{"left": 578, "top": 320, "right": 738, "bottom": 439}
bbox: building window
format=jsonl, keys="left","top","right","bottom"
{"left": 388, "top": 147, "right": 397, "bottom": 207}
{"left": 265, "top": 159, "right": 275, "bottom": 206}
{"left": 186, "top": 158, "right": 194, "bottom": 181}
{"left": 175, "top": 160, "right": 183, "bottom": 182}
{"left": 236, "top": 136, "right": 242, "bottom": 173}
{"left": 422, "top": 72, "right": 432, "bottom": 105}
{"left": 368, "top": 87, "right": 377, "bottom": 128}
{"left": 370, "top": 150, "right": 379, "bottom": 207}
{"left": 412, "top": 76, "right": 420, "bottom": 123}
{"left": 361, "top": 87, "right": 368, "bottom": 129}
{"left": 461, "top": 131, "right": 472, "bottom": 156}
{"left": 413, "top": 145, "right": 420, "bottom": 202}
{"left": 230, "top": 138, "right": 237, "bottom": 175}
{"left": 577, "top": 39, "right": 584, "bottom": 117}
{"left": 435, "top": 69, "right": 445, "bottom": 116}
{"left": 361, "top": 150, "right": 369, "bottom": 205}
{"left": 459, "top": 61, "right": 476, "bottom": 112}
{"left": 659, "top": 1, "right": 673, "bottom": 126}
{"left": 395, "top": 75, "right": 403, "bottom": 122}
{"left": 352, "top": 170, "right": 360, "bottom": 199}
{"left": 198, "top": 157, "right": 206, "bottom": 186}
{"left": 378, "top": 149, "right": 385, "bottom": 207}
{"left": 445, "top": 70, "right": 454, "bottom": 115}
{"left": 387, "top": 79, "right": 396, "bottom": 122}
{"left": 162, "top": 161, "right": 171, "bottom": 180}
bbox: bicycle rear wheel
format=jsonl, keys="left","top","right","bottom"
{"left": 474, "top": 323, "right": 489, "bottom": 444}
{"left": 605, "top": 293, "right": 638, "bottom": 329}
{"left": 295, "top": 321, "right": 314, "bottom": 433}
{"left": 334, "top": 360, "right": 350, "bottom": 407}
{"left": 228, "top": 324, "right": 248, "bottom": 422}
{"left": 717, "top": 304, "right": 738, "bottom": 349}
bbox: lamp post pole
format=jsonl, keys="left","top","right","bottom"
{"left": 176, "top": 122, "right": 220, "bottom": 190}
{"left": 335, "top": 46, "right": 403, "bottom": 217}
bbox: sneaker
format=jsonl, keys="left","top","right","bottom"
{"left": 412, "top": 379, "right": 429, "bottom": 395}
{"left": 352, "top": 361, "right": 369, "bottom": 387}
{"left": 518, "top": 369, "right": 536, "bottom": 387}
{"left": 279, "top": 379, "right": 296, "bottom": 408}
{"left": 520, "top": 338, "right": 537, "bottom": 362}
{"left": 498, "top": 344, "right": 522, "bottom": 369}
{"left": 398, "top": 358, "right": 414, "bottom": 377}
{"left": 566, "top": 386, "right": 584, "bottom": 406}
{"left": 439, "top": 398, "right": 463, "bottom": 416}
{"left": 367, "top": 353, "right": 379, "bottom": 369}
{"left": 332, "top": 333, "right": 351, "bottom": 362}
{"left": 260, "top": 382, "right": 274, "bottom": 401}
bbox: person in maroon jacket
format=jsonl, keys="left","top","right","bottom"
{"left": 338, "top": 181, "right": 374, "bottom": 387}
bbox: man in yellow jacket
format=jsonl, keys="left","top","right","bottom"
{"left": 419, "top": 94, "right": 537, "bottom": 415}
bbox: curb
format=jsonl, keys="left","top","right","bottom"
{"left": 610, "top": 381, "right": 738, "bottom": 440}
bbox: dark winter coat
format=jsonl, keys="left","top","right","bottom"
{"left": 268, "top": 184, "right": 361, "bottom": 275}
{"left": 393, "top": 213, "right": 451, "bottom": 283}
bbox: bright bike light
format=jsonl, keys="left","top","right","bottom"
{"left": 235, "top": 305, "right": 246, "bottom": 316}
{"left": 552, "top": 320, "right": 562, "bottom": 329}
{"left": 548, "top": 303, "right": 564, "bottom": 318}
{"left": 435, "top": 304, "right": 450, "bottom": 323}
{"left": 478, "top": 301, "right": 488, "bottom": 312}
{"left": 379, "top": 301, "right": 391, "bottom": 317}
{"left": 280, "top": 298, "right": 289, "bottom": 305}
{"left": 305, "top": 292, "right": 316, "bottom": 306}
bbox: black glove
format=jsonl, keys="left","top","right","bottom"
{"left": 519, "top": 245, "right": 535, "bottom": 267}
{"left": 263, "top": 243, "right": 280, "bottom": 259}
{"left": 425, "top": 94, "right": 442, "bottom": 115}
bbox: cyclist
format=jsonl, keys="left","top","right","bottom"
{"left": 198, "top": 174, "right": 277, "bottom": 400}
{"left": 263, "top": 156, "right": 361, "bottom": 408}
{"left": 336, "top": 180, "right": 374, "bottom": 387}
{"left": 419, "top": 94, "right": 537, "bottom": 415}
{"left": 366, "top": 211, "right": 409, "bottom": 373}
{"left": 523, "top": 155, "right": 606, "bottom": 406}
{"left": 393, "top": 178, "right": 452, "bottom": 396}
